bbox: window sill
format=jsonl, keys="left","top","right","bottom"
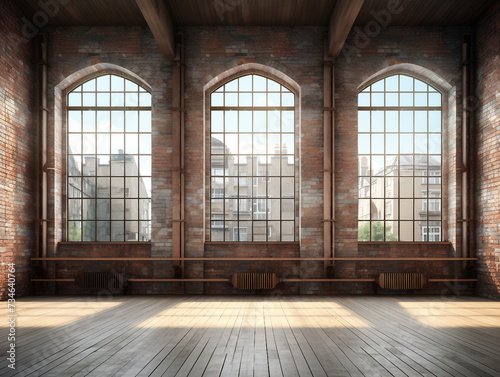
{"left": 59, "top": 241, "right": 152, "bottom": 245}
{"left": 358, "top": 241, "right": 451, "bottom": 245}
{"left": 205, "top": 241, "right": 299, "bottom": 245}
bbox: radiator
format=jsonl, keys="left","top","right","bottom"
{"left": 75, "top": 272, "right": 123, "bottom": 289}
{"left": 378, "top": 272, "right": 428, "bottom": 290}
{"left": 231, "top": 273, "right": 280, "bottom": 290}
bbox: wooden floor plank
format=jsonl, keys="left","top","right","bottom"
{"left": 338, "top": 296, "right": 484, "bottom": 376}
{"left": 185, "top": 297, "right": 235, "bottom": 377}
{"left": 287, "top": 296, "right": 352, "bottom": 377}
{"left": 236, "top": 298, "right": 257, "bottom": 377}
{"left": 5, "top": 297, "right": 160, "bottom": 376}
{"left": 84, "top": 296, "right": 197, "bottom": 377}
{"left": 200, "top": 300, "right": 245, "bottom": 376}
{"left": 53, "top": 297, "right": 182, "bottom": 377}
{"left": 52, "top": 297, "right": 188, "bottom": 376}
{"left": 278, "top": 297, "right": 364, "bottom": 377}
{"left": 155, "top": 299, "right": 225, "bottom": 377}
{"left": 351, "top": 296, "right": 500, "bottom": 376}
{"left": 1, "top": 295, "right": 500, "bottom": 377}
{"left": 219, "top": 299, "right": 250, "bottom": 377}
{"left": 300, "top": 297, "right": 393, "bottom": 377}
{"left": 337, "top": 296, "right": 463, "bottom": 377}
{"left": 279, "top": 297, "right": 326, "bottom": 377}
{"left": 253, "top": 299, "right": 270, "bottom": 377}
{"left": 263, "top": 299, "right": 285, "bottom": 377}
{"left": 147, "top": 297, "right": 222, "bottom": 376}
{"left": 115, "top": 297, "right": 210, "bottom": 377}
{"left": 329, "top": 300, "right": 436, "bottom": 376}
{"left": 268, "top": 297, "right": 301, "bottom": 377}
{"left": 171, "top": 297, "right": 232, "bottom": 377}
{"left": 317, "top": 297, "right": 432, "bottom": 376}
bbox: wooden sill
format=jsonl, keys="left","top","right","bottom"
{"left": 205, "top": 242, "right": 300, "bottom": 245}
{"left": 358, "top": 241, "right": 452, "bottom": 245}
{"left": 59, "top": 242, "right": 152, "bottom": 245}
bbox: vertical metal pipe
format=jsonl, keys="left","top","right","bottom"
{"left": 461, "top": 34, "right": 472, "bottom": 267}
{"left": 180, "top": 35, "right": 185, "bottom": 278}
{"left": 323, "top": 50, "right": 332, "bottom": 276}
{"left": 35, "top": 37, "right": 41, "bottom": 264}
{"left": 462, "top": 33, "right": 475, "bottom": 264}
{"left": 331, "top": 62, "right": 336, "bottom": 267}
{"left": 461, "top": 36, "right": 469, "bottom": 267}
{"left": 171, "top": 40, "right": 181, "bottom": 271}
{"left": 323, "top": 41, "right": 335, "bottom": 276}
{"left": 41, "top": 35, "right": 48, "bottom": 270}
{"left": 35, "top": 34, "right": 48, "bottom": 270}
{"left": 171, "top": 35, "right": 185, "bottom": 279}
{"left": 467, "top": 35, "right": 475, "bottom": 260}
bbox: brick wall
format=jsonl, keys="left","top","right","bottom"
{"left": 204, "top": 243, "right": 301, "bottom": 295}
{"left": 41, "top": 243, "right": 152, "bottom": 295}
{"left": 357, "top": 242, "right": 472, "bottom": 295}
{"left": 30, "top": 22, "right": 476, "bottom": 295}
{"left": 34, "top": 26, "right": 173, "bottom": 295}
{"left": 336, "top": 25, "right": 467, "bottom": 250}
{"left": 0, "top": 0, "right": 36, "bottom": 300}
{"left": 475, "top": 2, "right": 500, "bottom": 299}
{"left": 333, "top": 25, "right": 471, "bottom": 295}
{"left": 182, "top": 26, "right": 325, "bottom": 294}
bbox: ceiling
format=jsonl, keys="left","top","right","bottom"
{"left": 355, "top": 0, "right": 496, "bottom": 26}
{"left": 16, "top": 0, "right": 497, "bottom": 27}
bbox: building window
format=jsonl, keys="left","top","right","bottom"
{"left": 210, "top": 74, "right": 295, "bottom": 241}
{"left": 358, "top": 74, "right": 442, "bottom": 241}
{"left": 67, "top": 74, "right": 152, "bottom": 241}
{"left": 423, "top": 226, "right": 441, "bottom": 242}
{"left": 233, "top": 227, "right": 248, "bottom": 241}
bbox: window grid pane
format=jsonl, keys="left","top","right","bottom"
{"left": 210, "top": 74, "right": 295, "bottom": 242}
{"left": 67, "top": 74, "right": 152, "bottom": 242}
{"left": 358, "top": 75, "right": 442, "bottom": 241}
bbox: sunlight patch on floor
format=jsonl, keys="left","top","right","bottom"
{"left": 135, "top": 301, "right": 371, "bottom": 328}
{"left": 0, "top": 301, "right": 123, "bottom": 327}
{"left": 399, "top": 300, "right": 500, "bottom": 327}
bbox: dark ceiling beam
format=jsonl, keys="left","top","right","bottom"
{"left": 328, "top": 0, "right": 365, "bottom": 58}
{"left": 136, "top": 0, "right": 175, "bottom": 59}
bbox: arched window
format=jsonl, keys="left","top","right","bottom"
{"left": 210, "top": 74, "right": 295, "bottom": 241}
{"left": 358, "top": 74, "right": 442, "bottom": 241}
{"left": 66, "top": 74, "right": 152, "bottom": 241}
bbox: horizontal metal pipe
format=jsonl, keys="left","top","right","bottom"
{"left": 428, "top": 279, "right": 478, "bottom": 282}
{"left": 31, "top": 257, "right": 478, "bottom": 261}
{"left": 128, "top": 278, "right": 228, "bottom": 282}
{"left": 30, "top": 278, "right": 478, "bottom": 283}
{"left": 281, "top": 279, "right": 377, "bottom": 282}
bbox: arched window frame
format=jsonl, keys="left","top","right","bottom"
{"left": 64, "top": 73, "right": 152, "bottom": 242}
{"left": 357, "top": 73, "right": 444, "bottom": 242}
{"left": 204, "top": 69, "right": 301, "bottom": 243}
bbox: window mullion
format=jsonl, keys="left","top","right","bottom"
{"left": 67, "top": 74, "right": 151, "bottom": 242}
{"left": 209, "top": 74, "right": 295, "bottom": 242}
{"left": 358, "top": 74, "right": 441, "bottom": 243}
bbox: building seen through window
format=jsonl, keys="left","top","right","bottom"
{"left": 67, "top": 74, "right": 152, "bottom": 241}
{"left": 210, "top": 74, "right": 296, "bottom": 241}
{"left": 358, "top": 74, "right": 442, "bottom": 241}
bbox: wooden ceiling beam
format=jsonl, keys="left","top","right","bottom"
{"left": 328, "top": 0, "right": 365, "bottom": 58}
{"left": 136, "top": 0, "right": 175, "bottom": 59}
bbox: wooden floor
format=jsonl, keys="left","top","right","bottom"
{"left": 1, "top": 295, "right": 500, "bottom": 376}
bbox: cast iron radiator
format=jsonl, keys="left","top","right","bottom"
{"left": 231, "top": 273, "right": 280, "bottom": 290}
{"left": 378, "top": 272, "right": 428, "bottom": 290}
{"left": 75, "top": 271, "right": 123, "bottom": 289}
